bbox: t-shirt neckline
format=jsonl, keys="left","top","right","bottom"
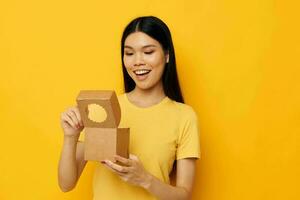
{"left": 124, "top": 93, "right": 170, "bottom": 110}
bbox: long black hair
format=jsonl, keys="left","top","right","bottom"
{"left": 121, "top": 16, "right": 184, "bottom": 103}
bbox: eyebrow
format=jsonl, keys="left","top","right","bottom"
{"left": 124, "top": 44, "right": 157, "bottom": 49}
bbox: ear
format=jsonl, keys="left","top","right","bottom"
{"left": 165, "top": 51, "right": 169, "bottom": 63}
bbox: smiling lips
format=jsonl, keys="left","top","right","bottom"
{"left": 134, "top": 69, "right": 151, "bottom": 76}
{"left": 133, "top": 69, "right": 151, "bottom": 81}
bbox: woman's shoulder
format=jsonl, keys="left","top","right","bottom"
{"left": 170, "top": 100, "right": 198, "bottom": 119}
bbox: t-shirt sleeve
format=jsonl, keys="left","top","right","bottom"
{"left": 176, "top": 107, "right": 201, "bottom": 160}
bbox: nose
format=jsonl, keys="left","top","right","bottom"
{"left": 134, "top": 53, "right": 145, "bottom": 66}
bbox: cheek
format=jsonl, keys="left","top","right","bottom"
{"left": 147, "top": 54, "right": 165, "bottom": 68}
{"left": 123, "top": 57, "right": 133, "bottom": 69}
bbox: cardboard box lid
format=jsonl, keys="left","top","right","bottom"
{"left": 76, "top": 90, "right": 121, "bottom": 128}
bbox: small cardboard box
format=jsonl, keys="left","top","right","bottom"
{"left": 76, "top": 90, "right": 121, "bottom": 128}
{"left": 76, "top": 90, "right": 130, "bottom": 162}
{"left": 84, "top": 128, "right": 129, "bottom": 162}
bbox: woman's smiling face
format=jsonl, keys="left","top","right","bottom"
{"left": 123, "top": 31, "right": 169, "bottom": 90}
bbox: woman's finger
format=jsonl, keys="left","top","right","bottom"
{"left": 129, "top": 154, "right": 139, "bottom": 161}
{"left": 101, "top": 162, "right": 128, "bottom": 177}
{"left": 67, "top": 110, "right": 80, "bottom": 127}
{"left": 104, "top": 160, "right": 130, "bottom": 173}
{"left": 61, "top": 113, "right": 76, "bottom": 128}
{"left": 73, "top": 107, "right": 83, "bottom": 126}
{"left": 114, "top": 155, "right": 132, "bottom": 166}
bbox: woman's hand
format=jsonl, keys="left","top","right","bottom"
{"left": 60, "top": 106, "right": 84, "bottom": 138}
{"left": 102, "top": 154, "right": 152, "bottom": 188}
{"left": 102, "top": 155, "right": 197, "bottom": 200}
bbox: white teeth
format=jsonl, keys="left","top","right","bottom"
{"left": 134, "top": 70, "right": 151, "bottom": 75}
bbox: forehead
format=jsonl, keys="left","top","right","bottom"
{"left": 124, "top": 32, "right": 160, "bottom": 49}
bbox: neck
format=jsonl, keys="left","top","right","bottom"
{"left": 128, "top": 81, "right": 166, "bottom": 107}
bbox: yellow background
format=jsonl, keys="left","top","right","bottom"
{"left": 0, "top": 0, "right": 299, "bottom": 199}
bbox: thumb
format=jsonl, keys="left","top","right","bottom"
{"left": 129, "top": 154, "right": 139, "bottom": 161}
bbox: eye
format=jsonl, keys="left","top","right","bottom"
{"left": 144, "top": 51, "right": 154, "bottom": 55}
{"left": 125, "top": 52, "right": 133, "bottom": 56}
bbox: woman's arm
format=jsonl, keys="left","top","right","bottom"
{"left": 144, "top": 158, "right": 196, "bottom": 200}
{"left": 58, "top": 106, "right": 87, "bottom": 192}
{"left": 102, "top": 155, "right": 197, "bottom": 200}
{"left": 58, "top": 138, "right": 87, "bottom": 192}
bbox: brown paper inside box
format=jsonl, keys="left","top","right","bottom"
{"left": 76, "top": 90, "right": 130, "bottom": 162}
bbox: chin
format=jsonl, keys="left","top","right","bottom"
{"left": 135, "top": 82, "right": 154, "bottom": 91}
{"left": 135, "top": 85, "right": 152, "bottom": 90}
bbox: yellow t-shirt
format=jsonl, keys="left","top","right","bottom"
{"left": 92, "top": 93, "right": 200, "bottom": 200}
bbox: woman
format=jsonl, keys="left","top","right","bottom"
{"left": 58, "top": 16, "right": 200, "bottom": 200}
